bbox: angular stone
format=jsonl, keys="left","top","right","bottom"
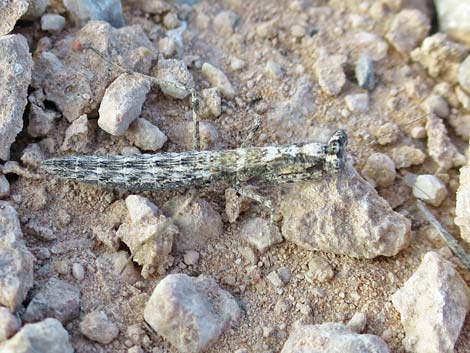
{"left": 79, "top": 310, "right": 119, "bottom": 344}
{"left": 435, "top": 0, "right": 470, "bottom": 44}
{"left": 281, "top": 323, "right": 390, "bottom": 353}
{"left": 125, "top": 195, "right": 159, "bottom": 224}
{"left": 280, "top": 164, "right": 411, "bottom": 259}
{"left": 240, "top": 217, "right": 283, "bottom": 254}
{"left": 412, "top": 174, "right": 448, "bottom": 207}
{"left": 63, "top": 0, "right": 125, "bottom": 28}
{"left": 392, "top": 252, "right": 470, "bottom": 353}
{"left": 0, "top": 318, "right": 73, "bottom": 353}
{"left": 0, "top": 0, "right": 29, "bottom": 35}
{"left": 0, "top": 202, "right": 34, "bottom": 311}
{"left": 386, "top": 9, "right": 430, "bottom": 55}
{"left": 315, "top": 49, "right": 346, "bottom": 96}
{"left": 456, "top": 166, "right": 470, "bottom": 244}
{"left": 144, "top": 274, "right": 240, "bottom": 353}
{"left": 126, "top": 118, "right": 167, "bottom": 151}
{"left": 201, "top": 63, "right": 236, "bottom": 99}
{"left": 362, "top": 153, "right": 396, "bottom": 188}
{"left": 154, "top": 58, "right": 195, "bottom": 99}
{"left": 0, "top": 35, "right": 33, "bottom": 160}
{"left": 0, "top": 307, "right": 20, "bottom": 343}
{"left": 61, "top": 115, "right": 91, "bottom": 153}
{"left": 24, "top": 278, "right": 80, "bottom": 324}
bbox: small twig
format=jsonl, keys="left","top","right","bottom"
{"left": 416, "top": 200, "right": 470, "bottom": 270}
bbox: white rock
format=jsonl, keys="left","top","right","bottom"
{"left": 0, "top": 201, "right": 34, "bottom": 311}
{"left": 213, "top": 10, "right": 239, "bottom": 36}
{"left": 201, "top": 88, "right": 222, "bottom": 119}
{"left": 126, "top": 118, "right": 167, "bottom": 151}
{"left": 41, "top": 14, "right": 66, "bottom": 33}
{"left": 23, "top": 278, "right": 80, "bottom": 324}
{"left": 280, "top": 164, "right": 411, "bottom": 259}
{"left": 72, "top": 263, "right": 85, "bottom": 281}
{"left": 435, "top": 0, "right": 470, "bottom": 44}
{"left": 0, "top": 0, "right": 29, "bottom": 35}
{"left": 345, "top": 32, "right": 389, "bottom": 61}
{"left": 240, "top": 217, "right": 283, "bottom": 254}
{"left": 162, "top": 196, "right": 223, "bottom": 252}
{"left": 121, "top": 146, "right": 141, "bottom": 155}
{"left": 305, "top": 255, "right": 335, "bottom": 283}
{"left": 265, "top": 61, "right": 284, "bottom": 80}
{"left": 27, "top": 104, "right": 58, "bottom": 138}
{"left": 315, "top": 49, "right": 346, "bottom": 96}
{"left": 392, "top": 252, "right": 470, "bottom": 353}
{"left": 0, "top": 318, "right": 73, "bottom": 353}
{"left": 98, "top": 73, "right": 151, "bottom": 136}
{"left": 422, "top": 94, "right": 450, "bottom": 118}
{"left": 345, "top": 93, "right": 369, "bottom": 112}
{"left": 61, "top": 115, "right": 90, "bottom": 152}
{"left": 412, "top": 174, "right": 448, "bottom": 207}
{"left": 125, "top": 195, "right": 159, "bottom": 224}
{"left": 0, "top": 175, "right": 10, "bottom": 199}
{"left": 281, "top": 323, "right": 390, "bottom": 353}
{"left": 266, "top": 271, "right": 284, "bottom": 288}
{"left": 346, "top": 312, "right": 367, "bottom": 333}
{"left": 455, "top": 166, "right": 470, "bottom": 244}
{"left": 155, "top": 58, "right": 194, "bottom": 99}
{"left": 79, "top": 310, "right": 119, "bottom": 344}
{"left": 183, "top": 250, "right": 200, "bottom": 266}
{"left": 202, "top": 63, "right": 236, "bottom": 99}
{"left": 230, "top": 57, "right": 246, "bottom": 71}
{"left": 459, "top": 55, "right": 470, "bottom": 93}
{"left": 386, "top": 9, "right": 430, "bottom": 55}
{"left": 0, "top": 35, "right": 33, "bottom": 160}
{"left": 362, "top": 153, "right": 396, "bottom": 188}
{"left": 63, "top": 0, "right": 125, "bottom": 28}
{"left": 390, "top": 145, "right": 426, "bottom": 169}
{"left": 0, "top": 307, "right": 20, "bottom": 342}
{"left": 144, "top": 274, "right": 240, "bottom": 353}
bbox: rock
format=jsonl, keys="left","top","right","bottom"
{"left": 240, "top": 217, "right": 283, "bottom": 254}
{"left": 0, "top": 35, "right": 33, "bottom": 160}
{"left": 0, "top": 307, "right": 20, "bottom": 342}
{"left": 0, "top": 202, "right": 34, "bottom": 311}
{"left": 163, "top": 12, "right": 180, "bottom": 30}
{"left": 315, "top": 49, "right": 346, "bottom": 96}
{"left": 168, "top": 121, "right": 219, "bottom": 150}
{"left": 34, "top": 21, "right": 158, "bottom": 122}
{"left": 0, "top": 318, "right": 73, "bottom": 353}
{"left": 435, "top": 0, "right": 470, "bottom": 44}
{"left": 265, "top": 60, "right": 284, "bottom": 80}
{"left": 183, "top": 250, "right": 200, "bottom": 266}
{"left": 0, "top": 0, "right": 28, "bottom": 35}
{"left": 162, "top": 196, "right": 223, "bottom": 252}
{"left": 448, "top": 114, "right": 470, "bottom": 140}
{"left": 24, "top": 278, "right": 80, "bottom": 323}
{"left": 281, "top": 323, "right": 390, "bottom": 353}
{"left": 154, "top": 58, "right": 195, "bottom": 99}
{"left": 79, "top": 310, "right": 119, "bottom": 344}
{"left": 345, "top": 32, "right": 389, "bottom": 61}
{"left": 345, "top": 93, "right": 369, "bottom": 112}
{"left": 41, "top": 14, "right": 66, "bottom": 33}
{"left": 72, "top": 263, "right": 85, "bottom": 281}
{"left": 422, "top": 94, "right": 450, "bottom": 118}
{"left": 392, "top": 252, "right": 470, "bottom": 353}
{"left": 411, "top": 33, "right": 468, "bottom": 83}
{"left": 386, "top": 9, "right": 430, "bottom": 56}
{"left": 201, "top": 63, "right": 236, "bottom": 99}
{"left": 141, "top": 0, "right": 171, "bottom": 14}
{"left": 61, "top": 115, "right": 91, "bottom": 152}
{"left": 434, "top": 82, "right": 460, "bottom": 108}
{"left": 305, "top": 255, "right": 334, "bottom": 283}
{"left": 117, "top": 197, "right": 176, "bottom": 278}
{"left": 213, "top": 10, "right": 239, "bottom": 36}
{"left": 27, "top": 104, "right": 59, "bottom": 138}
{"left": 355, "top": 54, "right": 375, "bottom": 90}
{"left": 144, "top": 274, "right": 240, "bottom": 353}
{"left": 230, "top": 57, "right": 246, "bottom": 71}
{"left": 277, "top": 266, "right": 292, "bottom": 284}
{"left": 456, "top": 86, "right": 470, "bottom": 110}
{"left": 390, "top": 145, "right": 426, "bottom": 169}
{"left": 158, "top": 37, "right": 176, "bottom": 58}
{"left": 22, "top": 0, "right": 48, "bottom": 20}
{"left": 291, "top": 24, "right": 306, "bottom": 38}
{"left": 256, "top": 20, "right": 278, "bottom": 39}
{"left": 200, "top": 88, "right": 222, "bottom": 119}
{"left": 280, "top": 164, "right": 411, "bottom": 259}
{"left": 97, "top": 251, "right": 142, "bottom": 284}
{"left": 121, "top": 146, "right": 141, "bottom": 155}
{"left": 410, "top": 126, "right": 427, "bottom": 139}
{"left": 459, "top": 55, "right": 470, "bottom": 93}
{"left": 0, "top": 176, "right": 10, "bottom": 199}
{"left": 347, "top": 312, "right": 367, "bottom": 333}
{"left": 20, "top": 143, "right": 44, "bottom": 168}
{"left": 456, "top": 166, "right": 470, "bottom": 244}
{"left": 24, "top": 220, "right": 56, "bottom": 241}
{"left": 426, "top": 113, "right": 466, "bottom": 171}
{"left": 375, "top": 122, "right": 400, "bottom": 145}
{"left": 412, "top": 174, "right": 448, "bottom": 207}
{"left": 98, "top": 73, "right": 151, "bottom": 136}
{"left": 126, "top": 118, "right": 167, "bottom": 151}
{"left": 362, "top": 153, "right": 396, "bottom": 188}
{"left": 125, "top": 195, "right": 159, "bottom": 224}
{"left": 266, "top": 271, "right": 284, "bottom": 288}
{"left": 63, "top": 0, "right": 125, "bottom": 28}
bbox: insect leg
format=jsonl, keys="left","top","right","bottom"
{"left": 241, "top": 114, "right": 262, "bottom": 148}
{"left": 235, "top": 185, "right": 278, "bottom": 225}
{"left": 190, "top": 88, "right": 201, "bottom": 151}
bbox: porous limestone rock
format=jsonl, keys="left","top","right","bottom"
{"left": 0, "top": 0, "right": 29, "bottom": 35}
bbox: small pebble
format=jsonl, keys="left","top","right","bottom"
{"left": 345, "top": 93, "right": 369, "bottom": 112}
{"left": 456, "top": 86, "right": 470, "bottom": 110}
{"left": 412, "top": 174, "right": 448, "bottom": 207}
{"left": 41, "top": 13, "right": 66, "bottom": 33}
{"left": 163, "top": 12, "right": 180, "bottom": 29}
{"left": 267, "top": 270, "right": 284, "bottom": 288}
{"left": 346, "top": 312, "right": 367, "bottom": 333}
{"left": 72, "top": 263, "right": 85, "bottom": 281}
{"left": 0, "top": 175, "right": 10, "bottom": 199}
{"left": 126, "top": 118, "right": 167, "bottom": 151}
{"left": 213, "top": 10, "right": 238, "bottom": 36}
{"left": 54, "top": 260, "right": 69, "bottom": 275}
{"left": 459, "top": 55, "right": 470, "bottom": 93}
{"left": 80, "top": 310, "right": 119, "bottom": 344}
{"left": 355, "top": 54, "right": 375, "bottom": 90}
{"left": 121, "top": 146, "right": 141, "bottom": 155}
{"left": 183, "top": 250, "right": 200, "bottom": 266}
{"left": 202, "top": 63, "right": 236, "bottom": 99}
{"left": 386, "top": 9, "right": 430, "bottom": 55}
{"left": 241, "top": 217, "right": 283, "bottom": 254}
{"left": 362, "top": 153, "right": 396, "bottom": 188}
{"left": 230, "top": 57, "right": 246, "bottom": 71}
{"left": 422, "top": 94, "right": 450, "bottom": 118}
{"left": 36, "top": 247, "right": 51, "bottom": 260}
{"left": 277, "top": 266, "right": 292, "bottom": 285}
{"left": 410, "top": 126, "right": 427, "bottom": 139}
{"left": 305, "top": 255, "right": 334, "bottom": 283}
{"left": 291, "top": 24, "right": 306, "bottom": 38}
{"left": 315, "top": 49, "right": 346, "bottom": 96}
{"left": 375, "top": 122, "right": 400, "bottom": 145}
{"left": 390, "top": 146, "right": 426, "bottom": 169}
{"left": 265, "top": 60, "right": 284, "bottom": 80}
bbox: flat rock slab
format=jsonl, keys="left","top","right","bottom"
{"left": 0, "top": 202, "right": 34, "bottom": 312}
{"left": 0, "top": 318, "right": 73, "bottom": 353}
{"left": 281, "top": 322, "right": 390, "bottom": 353}
{"left": 144, "top": 274, "right": 240, "bottom": 353}
{"left": 392, "top": 252, "right": 470, "bottom": 353}
{"left": 280, "top": 164, "right": 411, "bottom": 258}
{"left": 0, "top": 34, "right": 33, "bottom": 160}
{"left": 24, "top": 278, "right": 80, "bottom": 324}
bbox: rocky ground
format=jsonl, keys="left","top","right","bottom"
{"left": 1, "top": 0, "right": 470, "bottom": 353}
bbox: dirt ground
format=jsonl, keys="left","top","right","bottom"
{"left": 7, "top": 0, "right": 470, "bottom": 352}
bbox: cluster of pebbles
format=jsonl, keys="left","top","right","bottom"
{"left": 0, "top": 0, "right": 470, "bottom": 352}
